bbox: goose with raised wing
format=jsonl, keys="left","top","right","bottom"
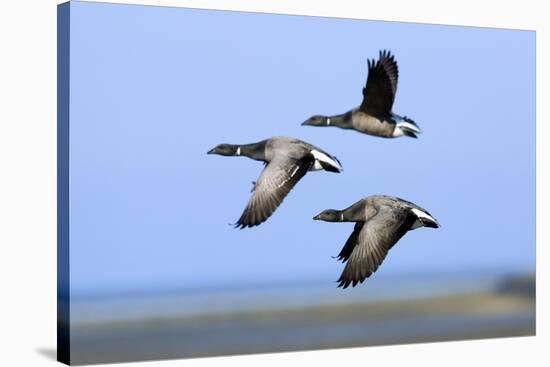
{"left": 303, "top": 50, "right": 421, "bottom": 138}
{"left": 313, "top": 195, "right": 439, "bottom": 288}
{"left": 208, "top": 136, "right": 342, "bottom": 228}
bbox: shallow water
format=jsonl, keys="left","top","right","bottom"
{"left": 70, "top": 270, "right": 509, "bottom": 323}
{"left": 68, "top": 272, "right": 535, "bottom": 365}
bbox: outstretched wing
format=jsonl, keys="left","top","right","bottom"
{"left": 335, "top": 222, "right": 365, "bottom": 262}
{"left": 359, "top": 50, "right": 399, "bottom": 117}
{"left": 337, "top": 205, "right": 415, "bottom": 288}
{"left": 235, "top": 153, "right": 314, "bottom": 228}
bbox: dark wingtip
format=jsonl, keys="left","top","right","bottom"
{"left": 367, "top": 58, "right": 376, "bottom": 70}
{"left": 380, "top": 49, "right": 393, "bottom": 59}
{"left": 233, "top": 219, "right": 264, "bottom": 230}
{"left": 336, "top": 278, "right": 352, "bottom": 289}
{"left": 232, "top": 221, "right": 247, "bottom": 230}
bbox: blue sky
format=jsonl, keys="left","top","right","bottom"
{"left": 67, "top": 1, "right": 535, "bottom": 294}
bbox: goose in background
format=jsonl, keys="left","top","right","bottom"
{"left": 313, "top": 195, "right": 439, "bottom": 288}
{"left": 303, "top": 50, "right": 421, "bottom": 138}
{"left": 208, "top": 136, "right": 342, "bottom": 228}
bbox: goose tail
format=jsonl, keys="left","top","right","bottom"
{"left": 310, "top": 149, "right": 343, "bottom": 173}
{"left": 393, "top": 114, "right": 421, "bottom": 138}
{"left": 410, "top": 208, "right": 440, "bottom": 229}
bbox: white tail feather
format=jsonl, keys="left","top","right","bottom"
{"left": 310, "top": 149, "right": 342, "bottom": 171}
{"left": 392, "top": 113, "right": 421, "bottom": 134}
{"left": 411, "top": 208, "right": 435, "bottom": 222}
{"left": 397, "top": 121, "right": 422, "bottom": 134}
{"left": 410, "top": 208, "right": 438, "bottom": 229}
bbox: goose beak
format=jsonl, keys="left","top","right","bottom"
{"left": 313, "top": 214, "right": 321, "bottom": 220}
{"left": 207, "top": 148, "right": 216, "bottom": 155}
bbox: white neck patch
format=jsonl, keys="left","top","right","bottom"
{"left": 236, "top": 147, "right": 241, "bottom": 156}
{"left": 326, "top": 118, "right": 331, "bottom": 125}
{"left": 340, "top": 212, "right": 344, "bottom": 221}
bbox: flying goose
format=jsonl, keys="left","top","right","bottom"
{"left": 208, "top": 136, "right": 342, "bottom": 228}
{"left": 313, "top": 195, "right": 439, "bottom": 288}
{"left": 302, "top": 50, "right": 421, "bottom": 138}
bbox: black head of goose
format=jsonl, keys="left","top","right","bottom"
{"left": 208, "top": 136, "right": 343, "bottom": 229}
{"left": 302, "top": 50, "right": 421, "bottom": 139}
{"left": 313, "top": 195, "right": 439, "bottom": 288}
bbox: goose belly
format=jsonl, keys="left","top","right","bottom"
{"left": 352, "top": 113, "right": 395, "bottom": 137}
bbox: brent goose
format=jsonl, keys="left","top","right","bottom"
{"left": 208, "top": 136, "right": 342, "bottom": 228}
{"left": 302, "top": 50, "right": 421, "bottom": 138}
{"left": 313, "top": 195, "right": 439, "bottom": 288}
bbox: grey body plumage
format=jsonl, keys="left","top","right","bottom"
{"left": 313, "top": 195, "right": 439, "bottom": 288}
{"left": 303, "top": 50, "right": 421, "bottom": 138}
{"left": 208, "top": 136, "right": 342, "bottom": 228}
